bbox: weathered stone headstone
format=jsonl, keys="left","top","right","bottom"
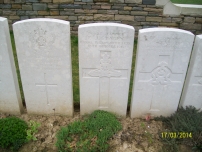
{"left": 79, "top": 23, "right": 134, "bottom": 117}
{"left": 0, "top": 17, "right": 23, "bottom": 114}
{"left": 13, "top": 18, "right": 73, "bottom": 116}
{"left": 180, "top": 35, "right": 202, "bottom": 110}
{"left": 130, "top": 28, "right": 195, "bottom": 118}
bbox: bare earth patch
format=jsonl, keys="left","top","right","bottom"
{"left": 108, "top": 117, "right": 163, "bottom": 152}
{"left": 0, "top": 110, "right": 192, "bottom": 152}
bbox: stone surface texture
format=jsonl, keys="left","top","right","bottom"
{"left": 164, "top": 2, "right": 202, "bottom": 16}
{"left": 33, "top": 3, "right": 47, "bottom": 11}
{"left": 0, "top": 17, "right": 23, "bottom": 114}
{"left": 125, "top": 0, "right": 142, "bottom": 4}
{"left": 163, "top": 1, "right": 181, "bottom": 15}
{"left": 156, "top": 0, "right": 169, "bottom": 6}
{"left": 79, "top": 23, "right": 134, "bottom": 117}
{"left": 142, "top": 0, "right": 155, "bottom": 5}
{"left": 53, "top": 0, "right": 73, "bottom": 3}
{"left": 130, "top": 28, "right": 194, "bottom": 118}
{"left": 180, "top": 35, "right": 202, "bottom": 110}
{"left": 1, "top": 0, "right": 202, "bottom": 36}
{"left": 13, "top": 18, "right": 73, "bottom": 116}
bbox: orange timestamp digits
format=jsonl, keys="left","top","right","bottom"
{"left": 161, "top": 132, "right": 192, "bottom": 139}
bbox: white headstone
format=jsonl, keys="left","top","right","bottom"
{"left": 13, "top": 18, "right": 73, "bottom": 116}
{"left": 180, "top": 35, "right": 202, "bottom": 110}
{"left": 79, "top": 23, "right": 134, "bottom": 117}
{"left": 0, "top": 17, "right": 23, "bottom": 114}
{"left": 130, "top": 28, "right": 195, "bottom": 118}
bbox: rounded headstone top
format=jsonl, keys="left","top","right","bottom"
{"left": 139, "top": 27, "right": 194, "bottom": 36}
{"left": 79, "top": 23, "right": 134, "bottom": 30}
{"left": 13, "top": 18, "right": 70, "bottom": 26}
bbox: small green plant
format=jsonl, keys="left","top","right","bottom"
{"left": 140, "top": 122, "right": 153, "bottom": 144}
{"left": 155, "top": 106, "right": 202, "bottom": 152}
{"left": 56, "top": 110, "right": 122, "bottom": 152}
{"left": 0, "top": 117, "right": 28, "bottom": 151}
{"left": 26, "top": 120, "right": 40, "bottom": 141}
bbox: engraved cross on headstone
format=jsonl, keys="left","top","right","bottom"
{"left": 36, "top": 73, "right": 57, "bottom": 105}
{"left": 82, "top": 51, "right": 127, "bottom": 108}
{"left": 137, "top": 55, "right": 183, "bottom": 112}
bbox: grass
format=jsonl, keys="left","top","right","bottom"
{"left": 10, "top": 32, "right": 25, "bottom": 103}
{"left": 71, "top": 36, "right": 80, "bottom": 104}
{"left": 171, "top": 0, "right": 202, "bottom": 5}
{"left": 10, "top": 32, "right": 137, "bottom": 106}
{"left": 56, "top": 110, "right": 122, "bottom": 152}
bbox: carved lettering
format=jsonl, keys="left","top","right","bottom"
{"left": 81, "top": 40, "right": 131, "bottom": 49}
{"left": 86, "top": 32, "right": 128, "bottom": 41}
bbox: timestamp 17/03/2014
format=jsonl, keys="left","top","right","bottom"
{"left": 161, "top": 132, "right": 192, "bottom": 139}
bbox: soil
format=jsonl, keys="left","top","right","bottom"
{"left": 0, "top": 108, "right": 193, "bottom": 152}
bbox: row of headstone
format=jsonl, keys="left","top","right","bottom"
{"left": 0, "top": 17, "right": 201, "bottom": 117}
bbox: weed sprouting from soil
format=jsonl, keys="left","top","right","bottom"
{"left": 26, "top": 120, "right": 40, "bottom": 141}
